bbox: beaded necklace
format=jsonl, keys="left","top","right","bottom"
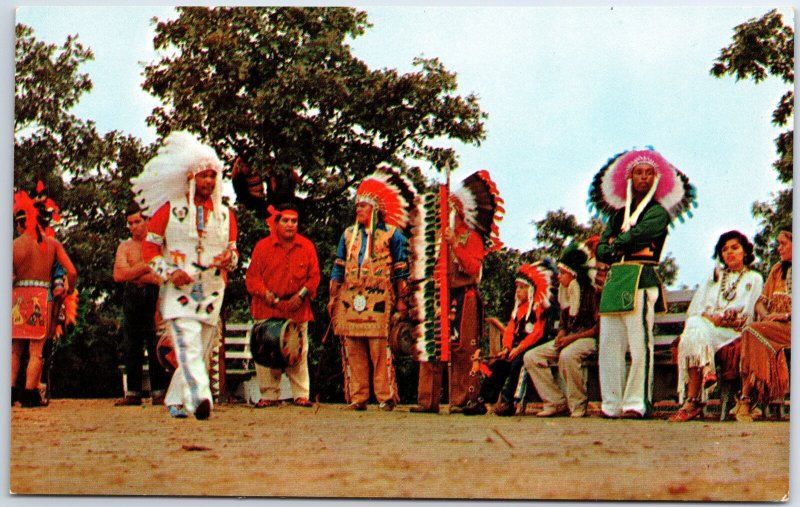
{"left": 717, "top": 267, "right": 746, "bottom": 306}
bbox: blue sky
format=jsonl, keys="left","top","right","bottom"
{"left": 14, "top": 3, "right": 793, "bottom": 288}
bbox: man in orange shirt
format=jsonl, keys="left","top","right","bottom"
{"left": 411, "top": 209, "right": 486, "bottom": 414}
{"left": 464, "top": 261, "right": 558, "bottom": 416}
{"left": 246, "top": 204, "right": 320, "bottom": 408}
{"left": 410, "top": 170, "right": 504, "bottom": 414}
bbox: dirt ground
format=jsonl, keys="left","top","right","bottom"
{"left": 9, "top": 399, "right": 789, "bottom": 501}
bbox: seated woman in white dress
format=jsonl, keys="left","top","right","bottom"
{"left": 669, "top": 230, "right": 763, "bottom": 422}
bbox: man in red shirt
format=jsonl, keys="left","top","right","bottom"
{"left": 246, "top": 204, "right": 320, "bottom": 408}
{"left": 132, "top": 132, "right": 238, "bottom": 420}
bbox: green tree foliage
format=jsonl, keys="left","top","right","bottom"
{"left": 143, "top": 7, "right": 485, "bottom": 180}
{"left": 711, "top": 9, "right": 793, "bottom": 268}
{"left": 530, "top": 209, "right": 604, "bottom": 259}
{"left": 15, "top": 24, "right": 153, "bottom": 397}
{"left": 141, "top": 5, "right": 485, "bottom": 306}
{"left": 655, "top": 255, "right": 679, "bottom": 288}
{"left": 479, "top": 248, "right": 528, "bottom": 322}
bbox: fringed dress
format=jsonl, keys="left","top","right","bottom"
{"left": 676, "top": 268, "right": 762, "bottom": 402}
{"left": 739, "top": 262, "right": 792, "bottom": 405}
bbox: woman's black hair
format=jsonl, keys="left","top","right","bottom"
{"left": 713, "top": 230, "right": 755, "bottom": 269}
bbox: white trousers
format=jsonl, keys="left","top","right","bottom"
{"left": 599, "top": 287, "right": 658, "bottom": 417}
{"left": 164, "top": 318, "right": 217, "bottom": 415}
{"left": 255, "top": 322, "right": 310, "bottom": 400}
{"left": 524, "top": 337, "right": 597, "bottom": 414}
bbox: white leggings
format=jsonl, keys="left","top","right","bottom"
{"left": 599, "top": 287, "right": 658, "bottom": 417}
{"left": 164, "top": 318, "right": 217, "bottom": 414}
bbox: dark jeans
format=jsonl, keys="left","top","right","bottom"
{"left": 478, "top": 352, "right": 528, "bottom": 405}
{"left": 122, "top": 284, "right": 166, "bottom": 396}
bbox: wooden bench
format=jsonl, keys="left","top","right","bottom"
{"left": 213, "top": 321, "right": 294, "bottom": 403}
{"left": 213, "top": 322, "right": 255, "bottom": 402}
{"left": 120, "top": 321, "right": 248, "bottom": 402}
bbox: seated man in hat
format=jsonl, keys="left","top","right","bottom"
{"left": 523, "top": 241, "right": 606, "bottom": 417}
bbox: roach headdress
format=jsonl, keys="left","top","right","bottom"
{"left": 14, "top": 180, "right": 62, "bottom": 249}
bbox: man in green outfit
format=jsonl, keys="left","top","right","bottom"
{"left": 589, "top": 148, "right": 695, "bottom": 418}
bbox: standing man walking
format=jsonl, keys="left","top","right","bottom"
{"left": 246, "top": 203, "right": 320, "bottom": 408}
{"left": 328, "top": 168, "right": 414, "bottom": 411}
{"left": 132, "top": 131, "right": 238, "bottom": 420}
{"left": 113, "top": 202, "right": 168, "bottom": 406}
{"left": 589, "top": 148, "right": 695, "bottom": 418}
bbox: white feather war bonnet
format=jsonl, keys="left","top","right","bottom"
{"left": 131, "top": 131, "right": 225, "bottom": 230}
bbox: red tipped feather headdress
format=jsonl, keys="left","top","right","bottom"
{"left": 451, "top": 170, "right": 505, "bottom": 251}
{"left": 355, "top": 167, "right": 417, "bottom": 230}
{"left": 14, "top": 180, "right": 62, "bottom": 247}
{"left": 516, "top": 259, "right": 557, "bottom": 310}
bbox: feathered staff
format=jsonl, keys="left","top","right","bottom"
{"left": 438, "top": 165, "right": 451, "bottom": 362}
{"left": 408, "top": 165, "right": 451, "bottom": 362}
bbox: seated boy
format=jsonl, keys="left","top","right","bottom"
{"left": 464, "top": 261, "right": 557, "bottom": 415}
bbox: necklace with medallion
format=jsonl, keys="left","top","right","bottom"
{"left": 717, "top": 267, "right": 746, "bottom": 309}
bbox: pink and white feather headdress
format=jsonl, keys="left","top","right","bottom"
{"left": 587, "top": 148, "right": 696, "bottom": 230}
